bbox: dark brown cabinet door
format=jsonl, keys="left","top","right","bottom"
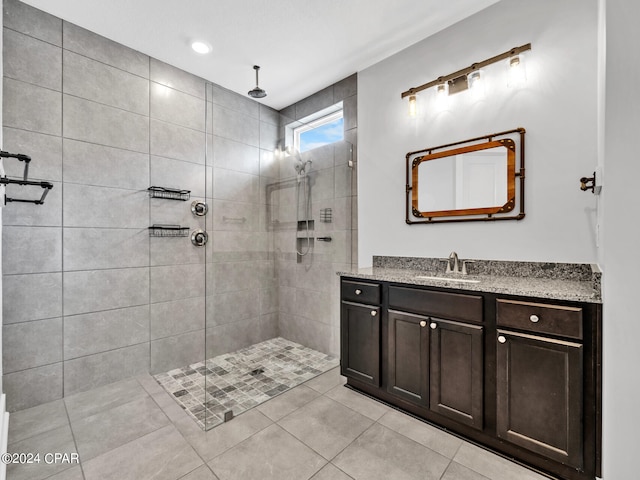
{"left": 387, "top": 310, "right": 429, "bottom": 406}
{"left": 429, "top": 318, "right": 484, "bottom": 429}
{"left": 340, "top": 302, "right": 380, "bottom": 386}
{"left": 496, "top": 329, "right": 583, "bottom": 469}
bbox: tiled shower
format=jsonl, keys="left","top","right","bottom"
{"left": 1, "top": 0, "right": 357, "bottom": 415}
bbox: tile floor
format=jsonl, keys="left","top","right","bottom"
{"left": 6, "top": 367, "right": 552, "bottom": 480}
{"left": 154, "top": 338, "right": 339, "bottom": 429}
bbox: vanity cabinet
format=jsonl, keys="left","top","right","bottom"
{"left": 340, "top": 280, "right": 381, "bottom": 386}
{"left": 340, "top": 277, "right": 602, "bottom": 480}
{"left": 496, "top": 299, "right": 585, "bottom": 469}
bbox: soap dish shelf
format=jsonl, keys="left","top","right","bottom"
{"left": 148, "top": 224, "right": 190, "bottom": 238}
{"left": 148, "top": 186, "right": 190, "bottom": 201}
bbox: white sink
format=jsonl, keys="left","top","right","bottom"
{"left": 415, "top": 275, "right": 480, "bottom": 284}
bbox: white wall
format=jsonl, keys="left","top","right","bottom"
{"left": 358, "top": 0, "right": 599, "bottom": 266}
{"left": 601, "top": 0, "right": 640, "bottom": 477}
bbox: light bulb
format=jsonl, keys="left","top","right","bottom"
{"left": 468, "top": 70, "right": 484, "bottom": 98}
{"left": 408, "top": 95, "right": 417, "bottom": 117}
{"left": 435, "top": 82, "right": 448, "bottom": 109}
{"left": 507, "top": 54, "right": 526, "bottom": 87}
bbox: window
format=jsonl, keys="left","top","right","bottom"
{"left": 294, "top": 109, "right": 344, "bottom": 153}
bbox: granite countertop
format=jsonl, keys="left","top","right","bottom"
{"left": 338, "top": 256, "right": 602, "bottom": 304}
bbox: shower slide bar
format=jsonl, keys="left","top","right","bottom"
{"left": 0, "top": 150, "right": 53, "bottom": 205}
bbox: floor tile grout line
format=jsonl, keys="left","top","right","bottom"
{"left": 61, "top": 398, "right": 87, "bottom": 480}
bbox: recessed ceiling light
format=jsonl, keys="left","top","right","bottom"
{"left": 191, "top": 41, "right": 211, "bottom": 54}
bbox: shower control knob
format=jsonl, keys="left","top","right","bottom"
{"left": 370, "top": 310, "right": 377, "bottom": 317}
{"left": 191, "top": 200, "right": 208, "bottom": 216}
{"left": 420, "top": 321, "right": 427, "bottom": 327}
{"left": 355, "top": 289, "right": 362, "bottom": 295}
{"left": 191, "top": 229, "right": 208, "bottom": 247}
{"left": 530, "top": 314, "right": 540, "bottom": 323}
{"left": 498, "top": 335, "right": 507, "bottom": 344}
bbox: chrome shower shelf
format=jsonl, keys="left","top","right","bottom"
{"left": 148, "top": 186, "right": 191, "bottom": 201}
{"left": 148, "top": 224, "right": 190, "bottom": 237}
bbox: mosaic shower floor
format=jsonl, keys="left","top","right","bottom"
{"left": 154, "top": 337, "right": 339, "bottom": 430}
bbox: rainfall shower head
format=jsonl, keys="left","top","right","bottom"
{"left": 248, "top": 65, "right": 267, "bottom": 99}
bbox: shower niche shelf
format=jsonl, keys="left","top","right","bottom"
{"left": 148, "top": 186, "right": 191, "bottom": 201}
{"left": 148, "top": 224, "right": 190, "bottom": 237}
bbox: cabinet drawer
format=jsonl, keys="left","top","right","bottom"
{"left": 496, "top": 299, "right": 583, "bottom": 340}
{"left": 389, "top": 286, "right": 483, "bottom": 323}
{"left": 341, "top": 280, "right": 381, "bottom": 305}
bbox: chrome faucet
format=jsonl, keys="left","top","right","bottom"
{"left": 446, "top": 251, "right": 460, "bottom": 274}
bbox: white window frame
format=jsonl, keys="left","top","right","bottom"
{"left": 287, "top": 102, "right": 344, "bottom": 153}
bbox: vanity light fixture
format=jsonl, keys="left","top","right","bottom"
{"left": 507, "top": 53, "right": 527, "bottom": 87}
{"left": 408, "top": 94, "right": 417, "bottom": 117}
{"left": 401, "top": 43, "right": 531, "bottom": 111}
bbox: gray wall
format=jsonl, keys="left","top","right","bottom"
{"left": 276, "top": 78, "right": 358, "bottom": 356}
{"left": 1, "top": 0, "right": 279, "bottom": 411}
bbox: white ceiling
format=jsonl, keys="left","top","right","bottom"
{"left": 21, "top": 0, "right": 500, "bottom": 110}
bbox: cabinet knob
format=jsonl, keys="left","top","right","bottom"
{"left": 370, "top": 310, "right": 377, "bottom": 317}
{"left": 355, "top": 289, "right": 362, "bottom": 295}
{"left": 430, "top": 322, "right": 437, "bottom": 330}
{"left": 530, "top": 314, "right": 539, "bottom": 323}
{"left": 420, "top": 321, "right": 426, "bottom": 327}
{"left": 498, "top": 335, "right": 507, "bottom": 344}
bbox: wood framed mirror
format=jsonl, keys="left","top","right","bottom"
{"left": 406, "top": 128, "right": 525, "bottom": 224}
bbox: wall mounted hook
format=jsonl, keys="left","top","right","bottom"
{"left": 580, "top": 171, "right": 600, "bottom": 194}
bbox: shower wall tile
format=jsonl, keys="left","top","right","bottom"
{"left": 63, "top": 95, "right": 149, "bottom": 153}
{"left": 260, "top": 105, "right": 279, "bottom": 126}
{"left": 150, "top": 119, "right": 206, "bottom": 165}
{"left": 2, "top": 226, "right": 62, "bottom": 274}
{"left": 208, "top": 83, "right": 259, "bottom": 118}
{"left": 63, "top": 267, "right": 149, "bottom": 316}
{"left": 150, "top": 330, "right": 205, "bottom": 374}
{"left": 335, "top": 164, "right": 353, "bottom": 198}
{"left": 3, "top": 317, "right": 63, "bottom": 373}
{"left": 259, "top": 121, "right": 279, "bottom": 152}
{"left": 334, "top": 74, "right": 357, "bottom": 102}
{"left": 63, "top": 139, "right": 149, "bottom": 190}
{"left": 150, "top": 58, "right": 206, "bottom": 99}
{"left": 63, "top": 343, "right": 150, "bottom": 395}
{"left": 150, "top": 156, "right": 206, "bottom": 198}
{"left": 3, "top": 0, "right": 62, "bottom": 46}
{"left": 63, "top": 184, "right": 148, "bottom": 228}
{"left": 3, "top": 363, "right": 63, "bottom": 412}
{"left": 343, "top": 95, "right": 358, "bottom": 130}
{"left": 63, "top": 228, "right": 149, "bottom": 271}
{"left": 63, "top": 50, "right": 149, "bottom": 115}
{"left": 335, "top": 139, "right": 353, "bottom": 167}
{"left": 210, "top": 261, "right": 260, "bottom": 294}
{"left": 310, "top": 168, "right": 335, "bottom": 203}
{"left": 2, "top": 180, "right": 62, "bottom": 227}
{"left": 279, "top": 314, "right": 332, "bottom": 356}
{"left": 150, "top": 296, "right": 205, "bottom": 340}
{"left": 2, "top": 127, "right": 62, "bottom": 181}
{"left": 150, "top": 199, "right": 204, "bottom": 229}
{"left": 205, "top": 317, "right": 267, "bottom": 359}
{"left": 150, "top": 82, "right": 205, "bottom": 132}
{"left": 304, "top": 143, "right": 333, "bottom": 171}
{"left": 213, "top": 168, "right": 259, "bottom": 204}
{"left": 208, "top": 290, "right": 260, "bottom": 327}
{"left": 2, "top": 272, "right": 62, "bottom": 324}
{"left": 212, "top": 136, "right": 260, "bottom": 174}
{"left": 62, "top": 21, "right": 149, "bottom": 77}
{"left": 150, "top": 236, "right": 204, "bottom": 267}
{"left": 295, "top": 86, "right": 334, "bottom": 120}
{"left": 3, "top": 78, "right": 61, "bottom": 135}
{"left": 211, "top": 200, "right": 259, "bottom": 232}
{"left": 212, "top": 106, "right": 259, "bottom": 147}
{"left": 296, "top": 289, "right": 332, "bottom": 325}
{"left": 150, "top": 263, "right": 205, "bottom": 303}
{"left": 260, "top": 148, "right": 279, "bottom": 180}
{"left": 260, "top": 287, "right": 279, "bottom": 316}
{"left": 3, "top": 28, "right": 62, "bottom": 90}
{"left": 261, "top": 313, "right": 279, "bottom": 340}
{"left": 64, "top": 306, "right": 150, "bottom": 360}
